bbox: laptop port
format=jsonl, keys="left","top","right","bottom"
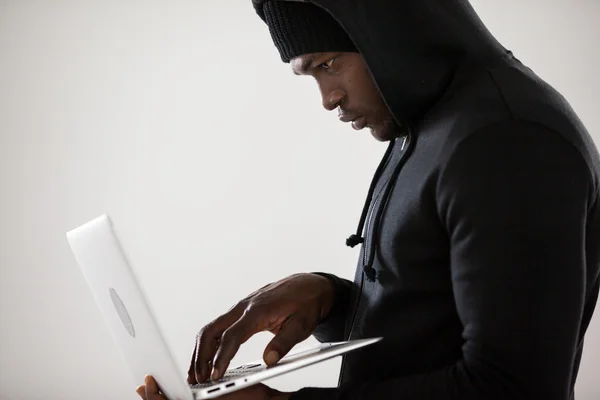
{"left": 226, "top": 383, "right": 235, "bottom": 388}
{"left": 207, "top": 388, "right": 220, "bottom": 394}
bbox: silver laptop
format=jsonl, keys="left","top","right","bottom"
{"left": 66, "top": 214, "right": 381, "bottom": 399}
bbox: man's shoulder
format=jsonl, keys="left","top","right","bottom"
{"left": 417, "top": 59, "right": 599, "bottom": 181}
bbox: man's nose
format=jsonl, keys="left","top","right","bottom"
{"left": 322, "top": 89, "right": 345, "bottom": 111}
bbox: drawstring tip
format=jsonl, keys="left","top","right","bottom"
{"left": 364, "top": 266, "right": 377, "bottom": 282}
{"left": 346, "top": 234, "right": 364, "bottom": 248}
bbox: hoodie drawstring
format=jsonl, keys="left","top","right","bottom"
{"left": 345, "top": 139, "right": 396, "bottom": 249}
{"left": 345, "top": 140, "right": 397, "bottom": 281}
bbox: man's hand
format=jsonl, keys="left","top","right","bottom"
{"left": 136, "top": 376, "right": 167, "bottom": 400}
{"left": 136, "top": 375, "right": 292, "bottom": 400}
{"left": 188, "top": 273, "right": 334, "bottom": 383}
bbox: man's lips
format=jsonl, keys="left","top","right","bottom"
{"left": 339, "top": 113, "right": 368, "bottom": 130}
{"left": 338, "top": 114, "right": 358, "bottom": 123}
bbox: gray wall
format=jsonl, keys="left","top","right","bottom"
{"left": 1, "top": 1, "right": 599, "bottom": 399}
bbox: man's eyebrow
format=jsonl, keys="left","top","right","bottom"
{"left": 293, "top": 58, "right": 314, "bottom": 75}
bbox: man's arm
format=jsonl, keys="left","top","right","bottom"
{"left": 311, "top": 273, "right": 354, "bottom": 343}
{"left": 289, "top": 121, "right": 595, "bottom": 400}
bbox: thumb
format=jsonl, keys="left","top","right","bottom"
{"left": 263, "top": 316, "right": 312, "bottom": 366}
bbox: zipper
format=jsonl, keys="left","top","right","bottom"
{"left": 337, "top": 134, "right": 411, "bottom": 386}
{"left": 338, "top": 163, "right": 384, "bottom": 385}
{"left": 362, "top": 135, "right": 408, "bottom": 269}
{"left": 362, "top": 188, "right": 385, "bottom": 267}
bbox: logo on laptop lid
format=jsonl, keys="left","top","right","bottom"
{"left": 109, "top": 288, "right": 136, "bottom": 338}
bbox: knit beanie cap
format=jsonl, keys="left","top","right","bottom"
{"left": 259, "top": 0, "right": 358, "bottom": 63}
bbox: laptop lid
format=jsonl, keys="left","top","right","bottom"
{"left": 66, "top": 214, "right": 194, "bottom": 400}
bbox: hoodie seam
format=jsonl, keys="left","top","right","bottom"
{"left": 485, "top": 68, "right": 516, "bottom": 120}
{"left": 486, "top": 65, "right": 598, "bottom": 201}
{"left": 434, "top": 120, "right": 596, "bottom": 230}
{"left": 485, "top": 67, "right": 598, "bottom": 207}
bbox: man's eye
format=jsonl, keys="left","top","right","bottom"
{"left": 320, "top": 58, "right": 336, "bottom": 70}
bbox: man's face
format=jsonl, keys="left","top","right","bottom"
{"left": 290, "top": 52, "right": 399, "bottom": 141}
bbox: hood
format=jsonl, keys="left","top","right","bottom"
{"left": 253, "top": 0, "right": 513, "bottom": 282}
{"left": 253, "top": 0, "right": 510, "bottom": 127}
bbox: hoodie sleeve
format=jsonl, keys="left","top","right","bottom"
{"left": 310, "top": 273, "right": 354, "bottom": 343}
{"left": 289, "top": 121, "right": 595, "bottom": 400}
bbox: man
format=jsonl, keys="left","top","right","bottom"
{"left": 137, "top": 0, "right": 600, "bottom": 399}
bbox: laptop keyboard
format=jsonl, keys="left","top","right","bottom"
{"left": 190, "top": 363, "right": 267, "bottom": 389}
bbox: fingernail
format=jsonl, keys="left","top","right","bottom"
{"left": 265, "top": 350, "right": 280, "bottom": 365}
{"left": 211, "top": 368, "right": 219, "bottom": 380}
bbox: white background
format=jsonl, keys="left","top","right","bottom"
{"left": 1, "top": 1, "right": 599, "bottom": 399}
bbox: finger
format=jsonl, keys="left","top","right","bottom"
{"left": 187, "top": 341, "right": 198, "bottom": 384}
{"left": 194, "top": 336, "right": 219, "bottom": 384}
{"left": 212, "top": 310, "right": 264, "bottom": 380}
{"left": 193, "top": 306, "right": 245, "bottom": 383}
{"left": 145, "top": 375, "right": 159, "bottom": 399}
{"left": 263, "top": 316, "right": 312, "bottom": 365}
{"left": 136, "top": 385, "right": 147, "bottom": 400}
{"left": 187, "top": 336, "right": 217, "bottom": 384}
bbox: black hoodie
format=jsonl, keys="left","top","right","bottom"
{"left": 253, "top": 1, "right": 600, "bottom": 399}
